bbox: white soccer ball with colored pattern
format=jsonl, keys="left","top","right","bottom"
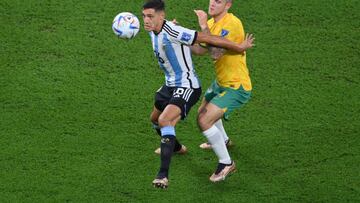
{"left": 112, "top": 12, "right": 140, "bottom": 39}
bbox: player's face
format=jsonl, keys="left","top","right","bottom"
{"left": 142, "top": 9, "right": 164, "bottom": 32}
{"left": 208, "top": 0, "right": 231, "bottom": 17}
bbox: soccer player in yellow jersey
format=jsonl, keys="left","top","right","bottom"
{"left": 191, "top": 0, "right": 254, "bottom": 182}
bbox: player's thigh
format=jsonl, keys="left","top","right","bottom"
{"left": 203, "top": 81, "right": 220, "bottom": 103}
{"left": 150, "top": 106, "right": 162, "bottom": 123}
{"left": 169, "top": 87, "right": 201, "bottom": 119}
{"left": 200, "top": 80, "right": 224, "bottom": 116}
{"left": 197, "top": 98, "right": 209, "bottom": 114}
{"left": 154, "top": 85, "right": 171, "bottom": 112}
{"left": 158, "top": 104, "right": 182, "bottom": 127}
{"left": 198, "top": 102, "right": 224, "bottom": 125}
{"left": 210, "top": 86, "right": 251, "bottom": 119}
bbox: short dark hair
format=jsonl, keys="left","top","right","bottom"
{"left": 143, "top": 0, "right": 165, "bottom": 11}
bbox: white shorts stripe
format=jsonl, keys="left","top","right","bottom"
{"left": 183, "top": 89, "right": 193, "bottom": 102}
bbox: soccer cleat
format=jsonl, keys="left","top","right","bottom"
{"left": 152, "top": 177, "right": 169, "bottom": 189}
{"left": 199, "top": 139, "right": 233, "bottom": 150}
{"left": 209, "top": 161, "right": 236, "bottom": 182}
{"left": 154, "top": 144, "right": 187, "bottom": 155}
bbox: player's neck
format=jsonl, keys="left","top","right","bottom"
{"left": 154, "top": 20, "right": 166, "bottom": 34}
{"left": 213, "top": 12, "right": 228, "bottom": 22}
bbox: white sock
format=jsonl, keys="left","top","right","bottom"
{"left": 214, "top": 119, "right": 229, "bottom": 142}
{"left": 203, "top": 125, "right": 231, "bottom": 164}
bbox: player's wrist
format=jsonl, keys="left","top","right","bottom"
{"left": 200, "top": 25, "right": 209, "bottom": 32}
{"left": 237, "top": 43, "right": 247, "bottom": 52}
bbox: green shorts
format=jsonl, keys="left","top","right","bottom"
{"left": 204, "top": 81, "right": 251, "bottom": 120}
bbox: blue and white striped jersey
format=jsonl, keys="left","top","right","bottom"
{"left": 149, "top": 20, "right": 200, "bottom": 89}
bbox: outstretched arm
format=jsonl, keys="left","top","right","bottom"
{"left": 194, "top": 10, "right": 226, "bottom": 59}
{"left": 195, "top": 32, "right": 255, "bottom": 53}
{"left": 190, "top": 44, "right": 208, "bottom": 55}
{"left": 194, "top": 10, "right": 254, "bottom": 57}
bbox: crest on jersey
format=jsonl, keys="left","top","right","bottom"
{"left": 221, "top": 29, "right": 229, "bottom": 37}
{"left": 181, "top": 32, "right": 192, "bottom": 42}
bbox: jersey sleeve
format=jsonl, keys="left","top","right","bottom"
{"left": 164, "top": 22, "right": 197, "bottom": 46}
{"left": 221, "top": 21, "right": 244, "bottom": 43}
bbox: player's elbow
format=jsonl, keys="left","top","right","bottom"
{"left": 190, "top": 45, "right": 207, "bottom": 55}
{"left": 192, "top": 48, "right": 207, "bottom": 55}
{"left": 211, "top": 55, "right": 219, "bottom": 60}
{"left": 191, "top": 51, "right": 202, "bottom": 56}
{"left": 195, "top": 32, "right": 210, "bottom": 44}
{"left": 211, "top": 53, "right": 221, "bottom": 60}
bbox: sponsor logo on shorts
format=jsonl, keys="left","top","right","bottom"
{"left": 222, "top": 107, "right": 228, "bottom": 113}
{"left": 173, "top": 88, "right": 194, "bottom": 102}
{"left": 219, "top": 91, "right": 227, "bottom": 97}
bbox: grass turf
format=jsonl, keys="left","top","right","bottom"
{"left": 1, "top": 0, "right": 359, "bottom": 202}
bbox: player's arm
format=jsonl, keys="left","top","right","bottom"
{"left": 195, "top": 10, "right": 255, "bottom": 55}
{"left": 209, "top": 48, "right": 226, "bottom": 60}
{"left": 169, "top": 19, "right": 207, "bottom": 55}
{"left": 199, "top": 25, "right": 226, "bottom": 60}
{"left": 170, "top": 21, "right": 253, "bottom": 54}
{"left": 195, "top": 22, "right": 225, "bottom": 59}
{"left": 194, "top": 10, "right": 243, "bottom": 59}
{"left": 190, "top": 44, "right": 208, "bottom": 55}
{"left": 195, "top": 32, "right": 254, "bottom": 53}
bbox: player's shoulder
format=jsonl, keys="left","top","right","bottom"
{"left": 226, "top": 13, "right": 243, "bottom": 28}
{"left": 164, "top": 20, "right": 176, "bottom": 28}
{"left": 164, "top": 20, "right": 191, "bottom": 33}
{"left": 162, "top": 20, "right": 175, "bottom": 32}
{"left": 162, "top": 20, "right": 181, "bottom": 38}
{"left": 164, "top": 20, "right": 190, "bottom": 31}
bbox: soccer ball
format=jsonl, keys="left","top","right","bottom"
{"left": 112, "top": 12, "right": 140, "bottom": 39}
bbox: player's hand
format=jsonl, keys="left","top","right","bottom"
{"left": 171, "top": 18, "right": 178, "bottom": 25}
{"left": 194, "top": 10, "right": 208, "bottom": 30}
{"left": 242, "top": 33, "right": 255, "bottom": 49}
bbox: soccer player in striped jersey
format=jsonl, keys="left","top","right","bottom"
{"left": 191, "top": 0, "right": 253, "bottom": 182}
{"left": 142, "top": 0, "right": 254, "bottom": 189}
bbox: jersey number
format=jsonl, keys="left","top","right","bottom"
{"left": 173, "top": 88, "right": 184, "bottom": 98}
{"left": 154, "top": 51, "right": 165, "bottom": 64}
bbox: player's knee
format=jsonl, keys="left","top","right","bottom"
{"left": 150, "top": 116, "right": 158, "bottom": 125}
{"left": 197, "top": 106, "right": 202, "bottom": 114}
{"left": 197, "top": 114, "right": 209, "bottom": 131}
{"left": 158, "top": 116, "right": 171, "bottom": 127}
{"left": 198, "top": 105, "right": 207, "bottom": 114}
{"left": 150, "top": 112, "right": 159, "bottom": 124}
{"left": 196, "top": 115, "right": 203, "bottom": 130}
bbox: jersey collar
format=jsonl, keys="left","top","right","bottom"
{"left": 154, "top": 20, "right": 166, "bottom": 35}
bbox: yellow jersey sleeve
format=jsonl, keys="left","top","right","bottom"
{"left": 221, "top": 19, "right": 244, "bottom": 44}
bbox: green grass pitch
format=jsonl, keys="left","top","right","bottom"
{"left": 1, "top": 0, "right": 359, "bottom": 202}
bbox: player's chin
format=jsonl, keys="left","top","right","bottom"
{"left": 144, "top": 25, "right": 152, "bottom": 31}
{"left": 208, "top": 10, "right": 217, "bottom": 16}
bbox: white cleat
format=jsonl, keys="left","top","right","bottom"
{"left": 209, "top": 161, "right": 236, "bottom": 182}
{"left": 152, "top": 177, "right": 169, "bottom": 189}
{"left": 200, "top": 139, "right": 233, "bottom": 150}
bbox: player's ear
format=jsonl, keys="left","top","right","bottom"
{"left": 159, "top": 11, "right": 165, "bottom": 19}
{"left": 225, "top": 2, "right": 232, "bottom": 11}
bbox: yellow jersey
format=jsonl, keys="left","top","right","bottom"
{"left": 207, "top": 13, "right": 252, "bottom": 91}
